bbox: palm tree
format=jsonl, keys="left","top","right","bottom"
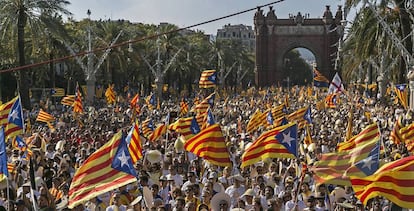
{"left": 0, "top": 0, "right": 71, "bottom": 108}
{"left": 344, "top": 0, "right": 413, "bottom": 83}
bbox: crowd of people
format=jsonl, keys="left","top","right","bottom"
{"left": 0, "top": 85, "right": 412, "bottom": 211}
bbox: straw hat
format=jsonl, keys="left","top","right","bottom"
{"left": 241, "top": 189, "right": 255, "bottom": 198}
{"left": 146, "top": 150, "right": 162, "bottom": 164}
{"left": 210, "top": 191, "right": 231, "bottom": 211}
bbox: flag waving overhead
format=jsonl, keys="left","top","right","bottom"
{"left": 395, "top": 84, "right": 408, "bottom": 109}
{"left": 126, "top": 120, "right": 143, "bottom": 163}
{"left": 61, "top": 95, "right": 75, "bottom": 106}
{"left": 313, "top": 68, "right": 329, "bottom": 87}
{"left": 192, "top": 92, "right": 215, "bottom": 114}
{"left": 0, "top": 127, "right": 8, "bottom": 182}
{"left": 246, "top": 109, "right": 263, "bottom": 133}
{"left": 6, "top": 96, "right": 24, "bottom": 139}
{"left": 73, "top": 84, "right": 83, "bottom": 114}
{"left": 199, "top": 70, "right": 217, "bottom": 89}
{"left": 184, "top": 124, "right": 231, "bottom": 167}
{"left": 68, "top": 132, "right": 137, "bottom": 208}
{"left": 351, "top": 156, "right": 414, "bottom": 208}
{"left": 328, "top": 72, "right": 345, "bottom": 94}
{"left": 241, "top": 123, "right": 298, "bottom": 168}
{"left": 36, "top": 109, "right": 55, "bottom": 123}
{"left": 105, "top": 84, "right": 116, "bottom": 105}
{"left": 0, "top": 97, "right": 17, "bottom": 126}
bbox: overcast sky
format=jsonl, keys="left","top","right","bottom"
{"left": 66, "top": 0, "right": 351, "bottom": 34}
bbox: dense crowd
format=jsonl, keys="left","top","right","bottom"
{"left": 0, "top": 85, "right": 412, "bottom": 211}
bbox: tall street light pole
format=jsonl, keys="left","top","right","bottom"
{"left": 86, "top": 9, "right": 96, "bottom": 104}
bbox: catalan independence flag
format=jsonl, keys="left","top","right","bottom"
{"left": 61, "top": 95, "right": 75, "bottom": 106}
{"left": 246, "top": 109, "right": 263, "bottom": 133}
{"left": 5, "top": 96, "right": 24, "bottom": 139}
{"left": 105, "top": 84, "right": 116, "bottom": 105}
{"left": 351, "top": 155, "right": 414, "bottom": 208}
{"left": 395, "top": 84, "right": 408, "bottom": 109}
{"left": 73, "top": 84, "right": 83, "bottom": 114}
{"left": 141, "top": 119, "right": 154, "bottom": 139}
{"left": 68, "top": 132, "right": 137, "bottom": 208}
{"left": 199, "top": 70, "right": 217, "bottom": 89}
{"left": 324, "top": 93, "right": 338, "bottom": 108}
{"left": 313, "top": 68, "right": 330, "bottom": 87}
{"left": 145, "top": 93, "right": 156, "bottom": 111}
{"left": 125, "top": 120, "right": 143, "bottom": 163}
{"left": 0, "top": 127, "right": 8, "bottom": 182}
{"left": 390, "top": 117, "right": 403, "bottom": 145}
{"left": 50, "top": 88, "right": 65, "bottom": 97}
{"left": 337, "top": 123, "right": 380, "bottom": 152}
{"left": 179, "top": 99, "right": 189, "bottom": 116}
{"left": 0, "top": 97, "right": 18, "bottom": 126}
{"left": 149, "top": 124, "right": 167, "bottom": 142}
{"left": 312, "top": 125, "right": 380, "bottom": 186}
{"left": 192, "top": 92, "right": 215, "bottom": 114}
{"left": 184, "top": 124, "right": 231, "bottom": 167}
{"left": 241, "top": 123, "right": 298, "bottom": 168}
{"left": 287, "top": 106, "right": 311, "bottom": 129}
{"left": 400, "top": 122, "right": 414, "bottom": 152}
{"left": 36, "top": 109, "right": 55, "bottom": 123}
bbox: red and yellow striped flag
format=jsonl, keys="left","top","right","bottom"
{"left": 192, "top": 92, "right": 215, "bottom": 114}
{"left": 68, "top": 132, "right": 137, "bottom": 208}
{"left": 390, "top": 117, "right": 403, "bottom": 145}
{"left": 126, "top": 120, "right": 143, "bottom": 163}
{"left": 73, "top": 84, "right": 83, "bottom": 114}
{"left": 184, "top": 124, "right": 231, "bottom": 167}
{"left": 241, "top": 123, "right": 298, "bottom": 168}
{"left": 337, "top": 123, "right": 380, "bottom": 152}
{"left": 36, "top": 109, "right": 55, "bottom": 123}
{"left": 149, "top": 124, "right": 167, "bottom": 142}
{"left": 105, "top": 84, "right": 116, "bottom": 105}
{"left": 0, "top": 97, "right": 17, "bottom": 126}
{"left": 395, "top": 84, "right": 408, "bottom": 110}
{"left": 400, "top": 122, "right": 414, "bottom": 152}
{"left": 61, "top": 95, "right": 75, "bottom": 106}
{"left": 179, "top": 99, "right": 189, "bottom": 116}
{"left": 351, "top": 155, "right": 414, "bottom": 208}
{"left": 199, "top": 70, "right": 217, "bottom": 89}
{"left": 141, "top": 119, "right": 154, "bottom": 139}
{"left": 246, "top": 109, "right": 263, "bottom": 133}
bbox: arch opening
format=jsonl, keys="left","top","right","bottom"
{"left": 281, "top": 47, "right": 315, "bottom": 87}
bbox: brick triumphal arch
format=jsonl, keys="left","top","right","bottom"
{"left": 254, "top": 5, "right": 344, "bottom": 86}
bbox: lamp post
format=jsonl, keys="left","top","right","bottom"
{"left": 85, "top": 9, "right": 96, "bottom": 104}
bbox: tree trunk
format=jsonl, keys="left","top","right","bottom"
{"left": 17, "top": 7, "right": 31, "bottom": 109}
{"left": 398, "top": 0, "right": 413, "bottom": 83}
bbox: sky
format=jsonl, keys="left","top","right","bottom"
{"left": 66, "top": 0, "right": 351, "bottom": 35}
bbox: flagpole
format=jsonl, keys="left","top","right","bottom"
{"left": 164, "top": 112, "right": 170, "bottom": 152}
{"left": 29, "top": 157, "right": 38, "bottom": 211}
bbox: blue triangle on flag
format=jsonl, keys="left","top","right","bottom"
{"left": 275, "top": 124, "right": 297, "bottom": 157}
{"left": 267, "top": 111, "right": 273, "bottom": 125}
{"left": 355, "top": 142, "right": 380, "bottom": 176}
{"left": 8, "top": 98, "right": 24, "bottom": 128}
{"left": 303, "top": 107, "right": 312, "bottom": 124}
{"left": 111, "top": 134, "right": 138, "bottom": 177}
{"left": 190, "top": 117, "right": 200, "bottom": 134}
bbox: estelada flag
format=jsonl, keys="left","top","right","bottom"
{"left": 125, "top": 120, "right": 143, "bottom": 163}
{"left": 199, "top": 70, "right": 217, "bottom": 89}
{"left": 351, "top": 155, "right": 414, "bottom": 208}
{"left": 36, "top": 109, "right": 55, "bottom": 123}
{"left": 0, "top": 97, "right": 17, "bottom": 126}
{"left": 241, "top": 123, "right": 298, "bottom": 168}
{"left": 184, "top": 124, "right": 231, "bottom": 167}
{"left": 68, "top": 131, "right": 137, "bottom": 208}
{"left": 61, "top": 95, "right": 75, "bottom": 106}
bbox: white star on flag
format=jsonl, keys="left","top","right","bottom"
{"left": 361, "top": 156, "right": 375, "bottom": 170}
{"left": 9, "top": 110, "right": 20, "bottom": 121}
{"left": 117, "top": 151, "right": 130, "bottom": 167}
{"left": 282, "top": 131, "right": 295, "bottom": 147}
